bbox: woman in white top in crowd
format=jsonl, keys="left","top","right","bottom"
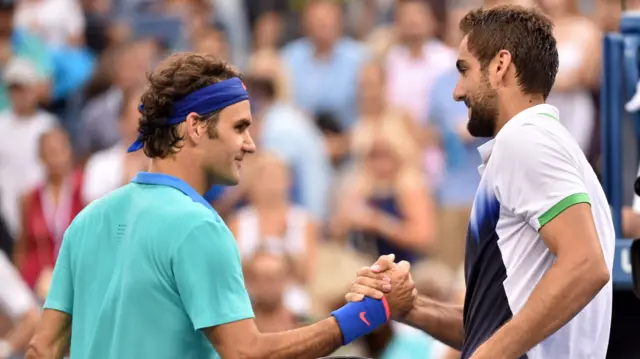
{"left": 227, "top": 153, "right": 319, "bottom": 316}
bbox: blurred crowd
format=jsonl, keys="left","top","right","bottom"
{"left": 0, "top": 0, "right": 634, "bottom": 358}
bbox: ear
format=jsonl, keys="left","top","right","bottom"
{"left": 492, "top": 49, "right": 513, "bottom": 84}
{"left": 184, "top": 112, "right": 207, "bottom": 145}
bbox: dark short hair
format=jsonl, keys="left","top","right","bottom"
{"left": 138, "top": 53, "right": 242, "bottom": 158}
{"left": 459, "top": 5, "right": 559, "bottom": 100}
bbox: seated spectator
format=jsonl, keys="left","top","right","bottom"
{"left": 244, "top": 251, "right": 303, "bottom": 333}
{"left": 0, "top": 58, "right": 58, "bottom": 239}
{"left": 82, "top": 87, "right": 148, "bottom": 203}
{"left": 0, "top": 1, "right": 54, "bottom": 111}
{"left": 281, "top": 0, "right": 369, "bottom": 130}
{"left": 331, "top": 127, "right": 436, "bottom": 264}
{"left": 194, "top": 26, "right": 229, "bottom": 61}
{"left": 14, "top": 128, "right": 84, "bottom": 289}
{"left": 0, "top": 251, "right": 39, "bottom": 359}
{"left": 228, "top": 153, "right": 318, "bottom": 316}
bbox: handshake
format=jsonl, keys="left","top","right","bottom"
{"left": 331, "top": 254, "right": 418, "bottom": 345}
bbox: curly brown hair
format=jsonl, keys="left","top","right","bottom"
{"left": 460, "top": 5, "right": 559, "bottom": 100}
{"left": 137, "top": 53, "right": 242, "bottom": 158}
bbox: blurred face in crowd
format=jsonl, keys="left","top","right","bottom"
{"left": 304, "top": 1, "right": 342, "bottom": 47}
{"left": 245, "top": 253, "right": 290, "bottom": 311}
{"left": 537, "top": 0, "right": 576, "bottom": 16}
{"left": 358, "top": 63, "right": 386, "bottom": 115}
{"left": 365, "top": 138, "right": 401, "bottom": 180}
{"left": 115, "top": 41, "right": 158, "bottom": 91}
{"left": 248, "top": 154, "right": 290, "bottom": 205}
{"left": 254, "top": 12, "right": 284, "bottom": 50}
{"left": 39, "top": 129, "right": 74, "bottom": 178}
{"left": 196, "top": 29, "right": 229, "bottom": 61}
{"left": 0, "top": 9, "right": 12, "bottom": 64}
{"left": 9, "top": 84, "right": 39, "bottom": 116}
{"left": 453, "top": 36, "right": 499, "bottom": 138}
{"left": 395, "top": 0, "right": 435, "bottom": 44}
{"left": 195, "top": 101, "right": 256, "bottom": 186}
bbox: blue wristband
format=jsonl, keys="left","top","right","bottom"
{"left": 331, "top": 297, "right": 390, "bottom": 345}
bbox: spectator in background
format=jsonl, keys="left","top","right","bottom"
{"left": 331, "top": 127, "right": 436, "bottom": 264}
{"left": 281, "top": 0, "right": 369, "bottom": 130}
{"left": 13, "top": 0, "right": 85, "bottom": 48}
{"left": 351, "top": 61, "right": 421, "bottom": 164}
{"left": 76, "top": 39, "right": 158, "bottom": 158}
{"left": 0, "top": 251, "right": 39, "bottom": 359}
{"left": 427, "top": 4, "right": 483, "bottom": 270}
{"left": 244, "top": 251, "right": 303, "bottom": 333}
{"left": 252, "top": 11, "right": 285, "bottom": 52}
{"left": 14, "top": 128, "right": 84, "bottom": 289}
{"left": 228, "top": 153, "right": 319, "bottom": 317}
{"left": 538, "top": 0, "right": 601, "bottom": 154}
{"left": 384, "top": 0, "right": 456, "bottom": 184}
{"left": 194, "top": 26, "right": 229, "bottom": 61}
{"left": 82, "top": 87, "right": 148, "bottom": 203}
{"left": 0, "top": 0, "right": 53, "bottom": 111}
{"left": 242, "top": 75, "right": 332, "bottom": 220}
{"left": 0, "top": 58, "right": 58, "bottom": 239}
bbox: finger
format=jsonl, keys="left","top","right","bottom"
{"left": 355, "top": 276, "right": 392, "bottom": 293}
{"left": 372, "top": 253, "right": 396, "bottom": 273}
{"left": 356, "top": 267, "right": 392, "bottom": 282}
{"left": 412, "top": 288, "right": 418, "bottom": 298}
{"left": 397, "top": 260, "right": 411, "bottom": 271}
{"left": 350, "top": 283, "right": 384, "bottom": 300}
{"left": 345, "top": 292, "right": 365, "bottom": 302}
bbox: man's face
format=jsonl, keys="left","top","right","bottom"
{"left": 304, "top": 2, "right": 341, "bottom": 46}
{"left": 453, "top": 36, "right": 499, "bottom": 138}
{"left": 395, "top": 1, "right": 433, "bottom": 43}
{"left": 199, "top": 100, "right": 256, "bottom": 186}
{"left": 9, "top": 84, "right": 39, "bottom": 115}
{"left": 245, "top": 254, "right": 289, "bottom": 311}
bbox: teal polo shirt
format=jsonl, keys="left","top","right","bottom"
{"left": 44, "top": 172, "right": 254, "bottom": 359}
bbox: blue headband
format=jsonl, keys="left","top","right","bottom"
{"left": 127, "top": 77, "right": 249, "bottom": 153}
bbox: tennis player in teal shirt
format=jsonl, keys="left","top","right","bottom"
{"left": 26, "top": 53, "right": 415, "bottom": 359}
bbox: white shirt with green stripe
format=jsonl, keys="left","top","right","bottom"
{"left": 464, "top": 104, "right": 614, "bottom": 359}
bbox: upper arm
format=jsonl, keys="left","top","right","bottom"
{"left": 397, "top": 172, "right": 434, "bottom": 236}
{"left": 493, "top": 126, "right": 599, "bottom": 257}
{"left": 172, "top": 220, "right": 254, "bottom": 332}
{"left": 201, "top": 318, "right": 260, "bottom": 358}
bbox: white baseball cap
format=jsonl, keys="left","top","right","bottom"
{"left": 3, "top": 58, "right": 40, "bottom": 87}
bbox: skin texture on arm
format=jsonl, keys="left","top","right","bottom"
{"left": 25, "top": 310, "right": 72, "bottom": 359}
{"left": 344, "top": 255, "right": 465, "bottom": 350}
{"left": 203, "top": 259, "right": 417, "bottom": 359}
{"left": 470, "top": 203, "right": 610, "bottom": 359}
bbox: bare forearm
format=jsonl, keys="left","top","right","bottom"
{"left": 482, "top": 260, "right": 608, "bottom": 357}
{"left": 374, "top": 215, "right": 433, "bottom": 254}
{"left": 253, "top": 318, "right": 342, "bottom": 359}
{"left": 5, "top": 310, "right": 38, "bottom": 354}
{"left": 401, "top": 295, "right": 465, "bottom": 349}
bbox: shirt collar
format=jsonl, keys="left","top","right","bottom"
{"left": 475, "top": 104, "right": 559, "bottom": 173}
{"left": 131, "top": 172, "right": 214, "bottom": 211}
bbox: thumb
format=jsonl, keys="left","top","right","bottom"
{"left": 372, "top": 253, "right": 396, "bottom": 273}
{"left": 397, "top": 260, "right": 411, "bottom": 271}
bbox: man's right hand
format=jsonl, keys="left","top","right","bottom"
{"left": 345, "top": 254, "right": 418, "bottom": 318}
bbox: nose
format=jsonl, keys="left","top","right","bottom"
{"left": 243, "top": 131, "right": 257, "bottom": 154}
{"left": 453, "top": 79, "right": 465, "bottom": 103}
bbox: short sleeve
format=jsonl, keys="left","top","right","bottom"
{"left": 0, "top": 251, "right": 36, "bottom": 319}
{"left": 44, "top": 229, "right": 74, "bottom": 314}
{"left": 492, "top": 124, "right": 591, "bottom": 231}
{"left": 172, "top": 220, "right": 254, "bottom": 330}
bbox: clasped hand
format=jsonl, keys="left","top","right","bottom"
{"left": 345, "top": 254, "right": 418, "bottom": 318}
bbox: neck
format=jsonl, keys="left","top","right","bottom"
{"left": 13, "top": 107, "right": 37, "bottom": 118}
{"left": 148, "top": 155, "right": 207, "bottom": 195}
{"left": 313, "top": 41, "right": 334, "bottom": 58}
{"left": 404, "top": 39, "right": 425, "bottom": 58}
{"left": 47, "top": 174, "right": 65, "bottom": 188}
{"left": 495, "top": 93, "right": 545, "bottom": 135}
